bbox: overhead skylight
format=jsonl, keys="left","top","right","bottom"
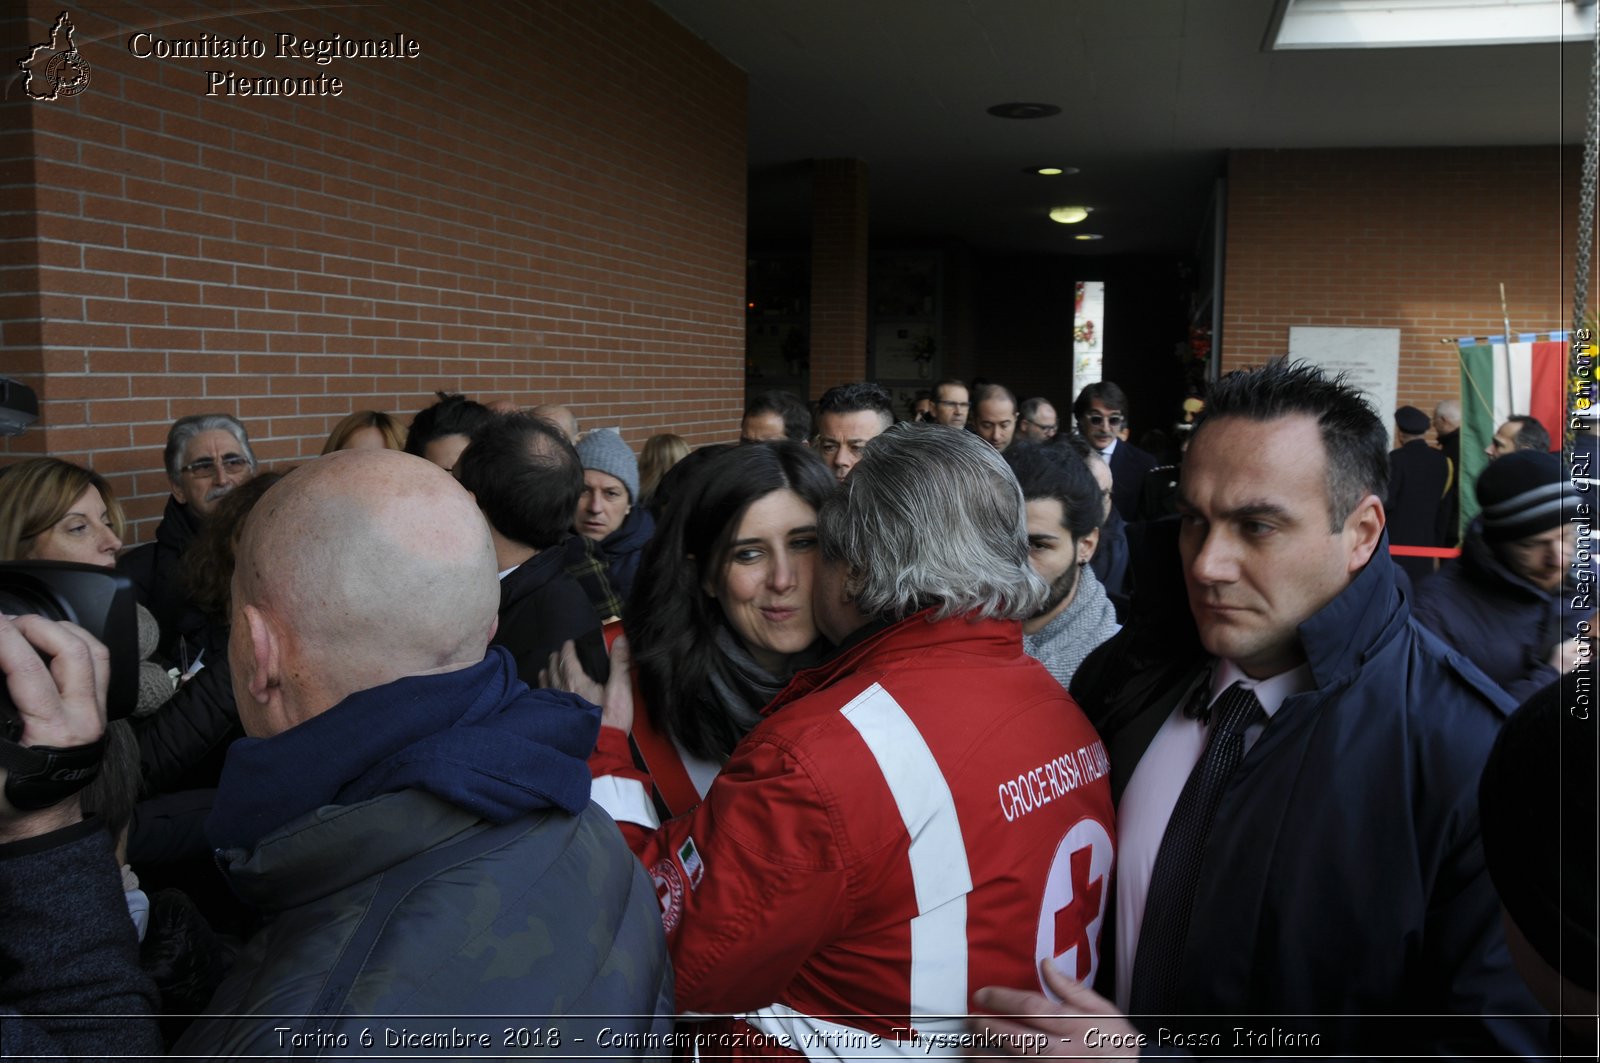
{"left": 1268, "top": 0, "right": 1595, "bottom": 50}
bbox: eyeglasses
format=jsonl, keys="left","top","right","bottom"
{"left": 180, "top": 456, "right": 252, "bottom": 480}
{"left": 1024, "top": 418, "right": 1058, "bottom": 436}
{"left": 1083, "top": 413, "right": 1125, "bottom": 428}
{"left": 936, "top": 400, "right": 970, "bottom": 411}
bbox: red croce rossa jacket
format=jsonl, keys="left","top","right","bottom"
{"left": 594, "top": 610, "right": 1117, "bottom": 1059}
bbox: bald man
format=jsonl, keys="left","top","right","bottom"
{"left": 173, "top": 450, "right": 671, "bottom": 1055}
{"left": 531, "top": 403, "right": 580, "bottom": 442}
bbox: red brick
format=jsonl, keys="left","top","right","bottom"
{"left": 9, "top": 0, "right": 747, "bottom": 537}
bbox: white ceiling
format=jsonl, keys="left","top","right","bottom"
{"left": 652, "top": 0, "right": 1593, "bottom": 256}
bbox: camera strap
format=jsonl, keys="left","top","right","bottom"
{"left": 0, "top": 736, "right": 106, "bottom": 811}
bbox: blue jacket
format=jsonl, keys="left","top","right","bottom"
{"left": 176, "top": 649, "right": 673, "bottom": 1056}
{"left": 1412, "top": 519, "right": 1590, "bottom": 703}
{"left": 1072, "top": 541, "right": 1546, "bottom": 1056}
{"left": 599, "top": 505, "right": 655, "bottom": 607}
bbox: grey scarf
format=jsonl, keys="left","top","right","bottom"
{"left": 1023, "top": 566, "right": 1120, "bottom": 690}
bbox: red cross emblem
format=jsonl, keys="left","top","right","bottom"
{"left": 1052, "top": 844, "right": 1103, "bottom": 979}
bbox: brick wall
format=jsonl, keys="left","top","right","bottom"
{"left": 1222, "top": 147, "right": 1587, "bottom": 436}
{"left": 2, "top": 0, "right": 746, "bottom": 540}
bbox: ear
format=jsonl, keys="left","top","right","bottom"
{"left": 169, "top": 476, "right": 190, "bottom": 506}
{"left": 240, "top": 603, "right": 280, "bottom": 707}
{"left": 1343, "top": 493, "right": 1386, "bottom": 573}
{"left": 1076, "top": 527, "right": 1101, "bottom": 566}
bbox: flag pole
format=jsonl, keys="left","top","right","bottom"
{"left": 1499, "top": 282, "right": 1518, "bottom": 412}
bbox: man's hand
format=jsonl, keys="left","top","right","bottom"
{"left": 541, "top": 634, "right": 634, "bottom": 733}
{"left": 1550, "top": 634, "right": 1592, "bottom": 675}
{"left": 0, "top": 613, "right": 110, "bottom": 842}
{"left": 968, "top": 959, "right": 1143, "bottom": 1059}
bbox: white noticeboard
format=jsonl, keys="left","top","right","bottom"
{"left": 1286, "top": 327, "right": 1401, "bottom": 427}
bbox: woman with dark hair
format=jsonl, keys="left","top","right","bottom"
{"left": 404, "top": 392, "right": 491, "bottom": 471}
{"left": 560, "top": 441, "right": 834, "bottom": 842}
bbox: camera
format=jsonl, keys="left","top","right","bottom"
{"left": 0, "top": 561, "right": 138, "bottom": 742}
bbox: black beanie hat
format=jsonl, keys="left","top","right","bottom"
{"left": 1476, "top": 450, "right": 1572, "bottom": 544}
{"left": 1479, "top": 671, "right": 1598, "bottom": 993}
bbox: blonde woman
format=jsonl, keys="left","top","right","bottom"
{"left": 637, "top": 432, "right": 689, "bottom": 512}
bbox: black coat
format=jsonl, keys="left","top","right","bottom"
{"left": 1387, "top": 438, "right": 1452, "bottom": 583}
{"left": 133, "top": 649, "right": 241, "bottom": 797}
{"left": 116, "top": 498, "right": 216, "bottom": 665}
{"left": 1106, "top": 441, "right": 1158, "bottom": 523}
{"left": 493, "top": 550, "right": 609, "bottom": 687}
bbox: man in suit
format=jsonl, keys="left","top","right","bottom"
{"left": 1073, "top": 381, "right": 1156, "bottom": 523}
{"left": 972, "top": 360, "right": 1544, "bottom": 1058}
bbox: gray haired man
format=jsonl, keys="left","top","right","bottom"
{"left": 118, "top": 413, "right": 257, "bottom": 658}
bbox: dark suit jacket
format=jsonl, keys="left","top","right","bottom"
{"left": 1070, "top": 541, "right": 1544, "bottom": 1057}
{"left": 493, "top": 550, "right": 609, "bottom": 687}
{"left": 1105, "top": 441, "right": 1158, "bottom": 523}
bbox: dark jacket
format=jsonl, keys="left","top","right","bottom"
{"left": 1387, "top": 438, "right": 1452, "bottom": 583}
{"left": 1072, "top": 543, "right": 1546, "bottom": 1057}
{"left": 1437, "top": 427, "right": 1462, "bottom": 545}
{"left": 1106, "top": 440, "right": 1158, "bottom": 523}
{"left": 1412, "top": 519, "right": 1589, "bottom": 703}
{"left": 596, "top": 505, "right": 655, "bottom": 606}
{"left": 116, "top": 497, "right": 214, "bottom": 665}
{"left": 494, "top": 549, "right": 609, "bottom": 686}
{"left": 174, "top": 649, "right": 672, "bottom": 1056}
{"left": 0, "top": 820, "right": 164, "bottom": 1058}
{"left": 1089, "top": 508, "right": 1131, "bottom": 621}
{"left": 133, "top": 648, "right": 240, "bottom": 797}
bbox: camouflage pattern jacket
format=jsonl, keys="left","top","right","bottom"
{"left": 175, "top": 789, "right": 673, "bottom": 1058}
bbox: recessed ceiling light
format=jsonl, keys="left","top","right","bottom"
{"left": 1048, "top": 206, "right": 1091, "bottom": 224}
{"left": 1029, "top": 165, "right": 1080, "bottom": 176}
{"left": 987, "top": 102, "right": 1061, "bottom": 120}
{"left": 1074, "top": 233, "right": 1103, "bottom": 241}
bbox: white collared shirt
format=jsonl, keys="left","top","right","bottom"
{"left": 1112, "top": 659, "right": 1313, "bottom": 1010}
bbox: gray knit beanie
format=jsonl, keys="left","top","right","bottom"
{"left": 575, "top": 429, "right": 639, "bottom": 502}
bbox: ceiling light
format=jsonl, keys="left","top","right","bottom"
{"left": 1074, "top": 234, "right": 1102, "bottom": 241}
{"left": 987, "top": 102, "right": 1061, "bottom": 120}
{"left": 1029, "top": 165, "right": 1080, "bottom": 176}
{"left": 1037, "top": 167, "right": 1064, "bottom": 176}
{"left": 1269, "top": 0, "right": 1592, "bottom": 50}
{"left": 1049, "top": 206, "right": 1091, "bottom": 225}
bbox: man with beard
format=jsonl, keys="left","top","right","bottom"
{"left": 119, "top": 413, "right": 258, "bottom": 662}
{"left": 1005, "top": 443, "right": 1119, "bottom": 688}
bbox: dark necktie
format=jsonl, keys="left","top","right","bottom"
{"left": 1129, "top": 681, "right": 1265, "bottom": 1016}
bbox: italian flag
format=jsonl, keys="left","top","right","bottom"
{"left": 1457, "top": 338, "right": 1567, "bottom": 532}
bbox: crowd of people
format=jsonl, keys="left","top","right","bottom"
{"left": 0, "top": 360, "right": 1594, "bottom": 1059}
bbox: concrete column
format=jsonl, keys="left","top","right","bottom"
{"left": 808, "top": 158, "right": 869, "bottom": 398}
